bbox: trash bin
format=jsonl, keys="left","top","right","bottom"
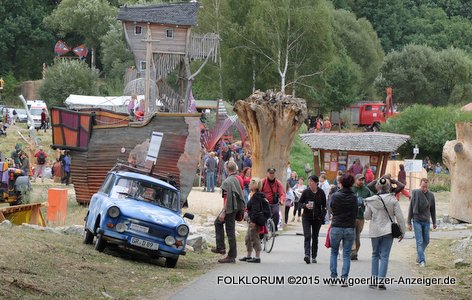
{"left": 47, "top": 188, "right": 68, "bottom": 225}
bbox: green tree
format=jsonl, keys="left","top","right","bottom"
{"left": 331, "top": 9, "right": 384, "bottom": 97}
{"left": 39, "top": 60, "right": 100, "bottom": 107}
{"left": 376, "top": 44, "right": 472, "bottom": 106}
{"left": 314, "top": 53, "right": 362, "bottom": 114}
{"left": 100, "top": 21, "right": 134, "bottom": 94}
{"left": 0, "top": 0, "right": 56, "bottom": 79}
{"left": 44, "top": 0, "right": 117, "bottom": 66}
{"left": 381, "top": 104, "right": 463, "bottom": 161}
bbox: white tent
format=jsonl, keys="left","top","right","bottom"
{"left": 64, "top": 94, "right": 145, "bottom": 113}
{"left": 64, "top": 94, "right": 163, "bottom": 113}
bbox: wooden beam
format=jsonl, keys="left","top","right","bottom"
{"left": 380, "top": 153, "right": 389, "bottom": 177}
{"left": 313, "top": 149, "right": 320, "bottom": 176}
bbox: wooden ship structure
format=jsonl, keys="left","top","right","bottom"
{"left": 51, "top": 2, "right": 219, "bottom": 204}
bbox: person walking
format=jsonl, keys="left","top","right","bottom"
{"left": 40, "top": 108, "right": 47, "bottom": 132}
{"left": 205, "top": 152, "right": 217, "bottom": 192}
{"left": 61, "top": 151, "right": 71, "bottom": 185}
{"left": 299, "top": 175, "right": 326, "bottom": 264}
{"left": 284, "top": 182, "right": 294, "bottom": 225}
{"left": 239, "top": 178, "right": 270, "bottom": 263}
{"left": 19, "top": 151, "right": 30, "bottom": 176}
{"left": 33, "top": 146, "right": 47, "bottom": 182}
{"left": 212, "top": 161, "right": 245, "bottom": 263}
{"left": 52, "top": 158, "right": 63, "bottom": 183}
{"left": 261, "top": 168, "right": 285, "bottom": 231}
{"left": 408, "top": 178, "right": 436, "bottom": 267}
{"left": 329, "top": 174, "right": 357, "bottom": 285}
{"left": 364, "top": 178, "right": 406, "bottom": 290}
{"left": 350, "top": 174, "right": 373, "bottom": 261}
{"left": 292, "top": 177, "right": 306, "bottom": 222}
{"left": 396, "top": 164, "right": 411, "bottom": 200}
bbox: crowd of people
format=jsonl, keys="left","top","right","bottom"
{"left": 0, "top": 144, "right": 71, "bottom": 185}
{"left": 211, "top": 159, "right": 437, "bottom": 290}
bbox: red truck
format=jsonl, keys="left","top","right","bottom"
{"left": 330, "top": 87, "right": 395, "bottom": 131}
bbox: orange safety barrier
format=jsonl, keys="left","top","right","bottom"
{"left": 47, "top": 188, "right": 68, "bottom": 225}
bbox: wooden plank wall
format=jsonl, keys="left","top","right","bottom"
{"left": 70, "top": 114, "right": 200, "bottom": 205}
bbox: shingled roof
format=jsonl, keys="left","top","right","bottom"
{"left": 117, "top": 2, "right": 199, "bottom": 26}
{"left": 300, "top": 132, "right": 410, "bottom": 153}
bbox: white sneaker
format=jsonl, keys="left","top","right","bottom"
{"left": 419, "top": 262, "right": 425, "bottom": 267}
{"left": 291, "top": 217, "right": 295, "bottom": 222}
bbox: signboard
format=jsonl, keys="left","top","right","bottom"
{"left": 146, "top": 132, "right": 163, "bottom": 163}
{"left": 404, "top": 159, "right": 423, "bottom": 173}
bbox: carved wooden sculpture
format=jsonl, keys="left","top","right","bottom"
{"left": 234, "top": 90, "right": 307, "bottom": 183}
{"left": 443, "top": 122, "right": 472, "bottom": 223}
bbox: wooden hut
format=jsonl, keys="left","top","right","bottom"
{"left": 300, "top": 132, "right": 410, "bottom": 182}
{"left": 118, "top": 2, "right": 219, "bottom": 112}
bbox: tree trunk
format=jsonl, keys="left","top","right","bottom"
{"left": 443, "top": 122, "right": 472, "bottom": 223}
{"left": 233, "top": 90, "right": 307, "bottom": 183}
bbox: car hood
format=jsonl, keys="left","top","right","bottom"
{"left": 114, "top": 199, "right": 183, "bottom": 226}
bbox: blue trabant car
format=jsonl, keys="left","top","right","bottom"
{"left": 83, "top": 170, "right": 193, "bottom": 268}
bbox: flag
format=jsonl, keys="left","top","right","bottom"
{"left": 73, "top": 44, "right": 88, "bottom": 58}
{"left": 54, "top": 40, "right": 70, "bottom": 56}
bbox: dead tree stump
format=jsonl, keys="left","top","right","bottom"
{"left": 234, "top": 90, "right": 307, "bottom": 183}
{"left": 443, "top": 122, "right": 472, "bottom": 223}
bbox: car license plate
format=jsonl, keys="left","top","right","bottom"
{"left": 130, "top": 237, "right": 159, "bottom": 250}
{"left": 130, "top": 223, "right": 149, "bottom": 233}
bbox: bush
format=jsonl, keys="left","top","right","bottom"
{"left": 381, "top": 105, "right": 468, "bottom": 162}
{"left": 429, "top": 184, "right": 451, "bottom": 192}
{"left": 39, "top": 60, "right": 100, "bottom": 107}
{"left": 289, "top": 124, "right": 313, "bottom": 179}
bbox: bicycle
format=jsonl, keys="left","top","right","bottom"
{"left": 261, "top": 217, "right": 276, "bottom": 253}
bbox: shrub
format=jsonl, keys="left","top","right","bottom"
{"left": 39, "top": 60, "right": 100, "bottom": 107}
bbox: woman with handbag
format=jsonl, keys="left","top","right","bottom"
{"left": 298, "top": 175, "right": 326, "bottom": 264}
{"left": 364, "top": 178, "right": 406, "bottom": 290}
{"left": 239, "top": 177, "right": 270, "bottom": 263}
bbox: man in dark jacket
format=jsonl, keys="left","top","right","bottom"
{"left": 212, "top": 161, "right": 245, "bottom": 264}
{"left": 408, "top": 178, "right": 436, "bottom": 267}
{"left": 329, "top": 174, "right": 357, "bottom": 285}
{"left": 350, "top": 174, "right": 373, "bottom": 260}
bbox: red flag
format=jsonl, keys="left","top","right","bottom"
{"left": 54, "top": 40, "right": 70, "bottom": 56}
{"left": 72, "top": 44, "right": 88, "bottom": 58}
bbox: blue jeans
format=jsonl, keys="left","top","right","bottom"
{"left": 206, "top": 171, "right": 215, "bottom": 192}
{"left": 371, "top": 234, "right": 394, "bottom": 279}
{"left": 329, "top": 227, "right": 355, "bottom": 278}
{"left": 413, "top": 221, "right": 430, "bottom": 263}
{"left": 244, "top": 187, "right": 250, "bottom": 204}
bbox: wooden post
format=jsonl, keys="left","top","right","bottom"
{"left": 313, "top": 150, "right": 321, "bottom": 177}
{"left": 380, "top": 153, "right": 389, "bottom": 177}
{"left": 145, "top": 23, "right": 152, "bottom": 117}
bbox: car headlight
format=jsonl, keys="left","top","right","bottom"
{"left": 165, "top": 235, "right": 176, "bottom": 246}
{"left": 115, "top": 223, "right": 126, "bottom": 233}
{"left": 108, "top": 206, "right": 120, "bottom": 218}
{"left": 177, "top": 224, "right": 189, "bottom": 237}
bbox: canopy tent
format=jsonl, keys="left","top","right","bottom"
{"left": 64, "top": 94, "right": 146, "bottom": 113}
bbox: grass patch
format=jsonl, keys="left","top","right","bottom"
{"left": 0, "top": 226, "right": 216, "bottom": 299}
{"left": 419, "top": 239, "right": 472, "bottom": 299}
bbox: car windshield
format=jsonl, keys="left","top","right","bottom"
{"left": 16, "top": 109, "right": 26, "bottom": 114}
{"left": 30, "top": 108, "right": 43, "bottom": 115}
{"left": 110, "top": 177, "right": 179, "bottom": 211}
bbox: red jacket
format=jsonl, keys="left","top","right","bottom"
{"left": 261, "top": 178, "right": 286, "bottom": 205}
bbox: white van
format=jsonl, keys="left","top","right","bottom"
{"left": 26, "top": 100, "right": 48, "bottom": 129}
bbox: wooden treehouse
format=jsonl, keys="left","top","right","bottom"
{"left": 118, "top": 2, "right": 219, "bottom": 112}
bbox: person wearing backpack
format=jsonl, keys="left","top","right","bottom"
{"left": 33, "top": 146, "right": 47, "bottom": 182}
{"left": 239, "top": 177, "right": 271, "bottom": 263}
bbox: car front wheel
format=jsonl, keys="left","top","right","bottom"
{"left": 83, "top": 229, "right": 94, "bottom": 244}
{"left": 165, "top": 257, "right": 178, "bottom": 268}
{"left": 94, "top": 232, "right": 107, "bottom": 252}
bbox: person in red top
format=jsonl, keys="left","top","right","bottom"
{"left": 40, "top": 109, "right": 47, "bottom": 132}
{"left": 33, "top": 146, "right": 47, "bottom": 182}
{"left": 261, "top": 168, "right": 286, "bottom": 231}
{"left": 363, "top": 163, "right": 375, "bottom": 183}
